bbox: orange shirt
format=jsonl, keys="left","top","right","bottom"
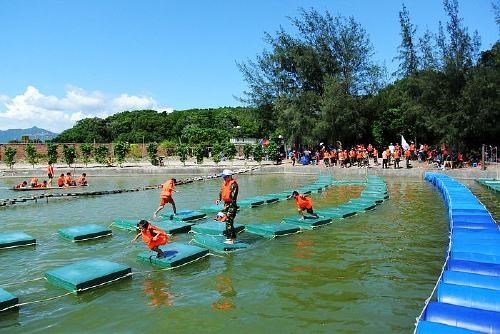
{"left": 294, "top": 195, "right": 313, "bottom": 210}
{"left": 57, "top": 176, "right": 65, "bottom": 187}
{"left": 160, "top": 180, "right": 175, "bottom": 198}
{"left": 47, "top": 165, "right": 54, "bottom": 175}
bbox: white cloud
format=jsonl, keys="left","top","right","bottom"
{"left": 0, "top": 86, "right": 168, "bottom": 133}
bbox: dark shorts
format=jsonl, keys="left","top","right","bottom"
{"left": 48, "top": 174, "right": 53, "bottom": 179}
{"left": 305, "top": 208, "right": 314, "bottom": 214}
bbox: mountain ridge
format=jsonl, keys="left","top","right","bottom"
{"left": 0, "top": 126, "right": 58, "bottom": 143}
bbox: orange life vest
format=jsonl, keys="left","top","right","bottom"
{"left": 221, "top": 179, "right": 237, "bottom": 203}
{"left": 295, "top": 195, "right": 313, "bottom": 210}
{"left": 160, "top": 179, "right": 175, "bottom": 198}
{"left": 47, "top": 165, "right": 54, "bottom": 174}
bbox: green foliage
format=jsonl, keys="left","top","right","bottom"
{"left": 129, "top": 144, "right": 142, "bottom": 161}
{"left": 46, "top": 143, "right": 58, "bottom": 164}
{"left": 181, "top": 127, "right": 229, "bottom": 145}
{"left": 25, "top": 143, "right": 39, "bottom": 167}
{"left": 94, "top": 145, "right": 109, "bottom": 165}
{"left": 158, "top": 140, "right": 177, "bottom": 156}
{"left": 265, "top": 142, "right": 279, "bottom": 163}
{"left": 243, "top": 144, "right": 253, "bottom": 159}
{"left": 62, "top": 145, "right": 77, "bottom": 167}
{"left": 176, "top": 144, "right": 188, "bottom": 166}
{"left": 79, "top": 143, "right": 93, "bottom": 166}
{"left": 114, "top": 141, "right": 130, "bottom": 167}
{"left": 212, "top": 143, "right": 224, "bottom": 165}
{"left": 147, "top": 142, "right": 158, "bottom": 166}
{"left": 223, "top": 143, "right": 237, "bottom": 161}
{"left": 4, "top": 147, "right": 16, "bottom": 169}
{"left": 193, "top": 144, "right": 205, "bottom": 164}
{"left": 253, "top": 144, "right": 263, "bottom": 163}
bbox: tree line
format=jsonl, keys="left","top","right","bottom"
{"left": 52, "top": 1, "right": 498, "bottom": 154}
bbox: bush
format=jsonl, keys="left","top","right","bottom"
{"left": 25, "top": 143, "right": 39, "bottom": 167}
{"left": 253, "top": 144, "right": 263, "bottom": 164}
{"left": 193, "top": 144, "right": 204, "bottom": 164}
{"left": 4, "top": 147, "right": 16, "bottom": 169}
{"left": 176, "top": 144, "right": 188, "bottom": 166}
{"left": 46, "top": 143, "right": 58, "bottom": 164}
{"left": 94, "top": 145, "right": 109, "bottom": 165}
{"left": 147, "top": 142, "right": 158, "bottom": 166}
{"left": 114, "top": 141, "right": 130, "bottom": 167}
{"left": 80, "top": 143, "right": 93, "bottom": 166}
{"left": 62, "top": 145, "right": 77, "bottom": 167}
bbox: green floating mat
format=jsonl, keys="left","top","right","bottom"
{"left": 360, "top": 193, "right": 384, "bottom": 203}
{"left": 199, "top": 204, "right": 225, "bottom": 214}
{"left": 347, "top": 199, "right": 377, "bottom": 210}
{"left": 111, "top": 219, "right": 193, "bottom": 234}
{"left": 238, "top": 198, "right": 265, "bottom": 208}
{"left": 45, "top": 259, "right": 132, "bottom": 294}
{"left": 161, "top": 210, "right": 206, "bottom": 222}
{"left": 313, "top": 209, "right": 348, "bottom": 219}
{"left": 137, "top": 242, "right": 209, "bottom": 268}
{"left": 0, "top": 288, "right": 18, "bottom": 312}
{"left": 0, "top": 232, "right": 36, "bottom": 249}
{"left": 282, "top": 216, "right": 332, "bottom": 229}
{"left": 192, "top": 234, "right": 248, "bottom": 252}
{"left": 190, "top": 221, "right": 245, "bottom": 236}
{"left": 245, "top": 223, "right": 300, "bottom": 238}
{"left": 266, "top": 192, "right": 292, "bottom": 201}
{"left": 58, "top": 224, "right": 112, "bottom": 241}
{"left": 336, "top": 203, "right": 367, "bottom": 212}
{"left": 256, "top": 195, "right": 280, "bottom": 204}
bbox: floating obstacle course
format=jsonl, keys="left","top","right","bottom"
{"left": 0, "top": 288, "right": 18, "bottom": 312}
{"left": 111, "top": 218, "right": 194, "bottom": 234}
{"left": 244, "top": 223, "right": 300, "bottom": 238}
{"left": 476, "top": 178, "right": 500, "bottom": 192}
{"left": 0, "top": 232, "right": 36, "bottom": 249}
{"left": 45, "top": 259, "right": 132, "bottom": 294}
{"left": 192, "top": 233, "right": 249, "bottom": 252}
{"left": 58, "top": 224, "right": 112, "bottom": 241}
{"left": 416, "top": 173, "right": 500, "bottom": 334}
{"left": 190, "top": 221, "right": 245, "bottom": 235}
{"left": 137, "top": 242, "right": 209, "bottom": 268}
{"left": 160, "top": 209, "right": 207, "bottom": 222}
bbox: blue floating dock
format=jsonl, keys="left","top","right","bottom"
{"left": 45, "top": 259, "right": 132, "bottom": 294}
{"left": 111, "top": 219, "right": 193, "bottom": 234}
{"left": 199, "top": 203, "right": 225, "bottom": 214}
{"left": 190, "top": 221, "right": 245, "bottom": 236}
{"left": 161, "top": 210, "right": 206, "bottom": 222}
{"left": 137, "top": 242, "right": 209, "bottom": 268}
{"left": 0, "top": 288, "right": 18, "bottom": 312}
{"left": 282, "top": 216, "right": 332, "bottom": 229}
{"left": 0, "top": 232, "right": 36, "bottom": 249}
{"left": 192, "top": 234, "right": 248, "bottom": 252}
{"left": 245, "top": 223, "right": 300, "bottom": 238}
{"left": 58, "top": 224, "right": 112, "bottom": 241}
{"left": 238, "top": 198, "right": 265, "bottom": 208}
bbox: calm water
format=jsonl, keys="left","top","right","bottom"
{"left": 0, "top": 173, "right": 497, "bottom": 333}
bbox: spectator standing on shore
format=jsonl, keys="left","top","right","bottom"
{"left": 153, "top": 178, "right": 177, "bottom": 218}
{"left": 216, "top": 169, "right": 239, "bottom": 244}
{"left": 47, "top": 162, "right": 54, "bottom": 187}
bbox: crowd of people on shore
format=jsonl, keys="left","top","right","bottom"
{"left": 288, "top": 142, "right": 474, "bottom": 170}
{"left": 14, "top": 163, "right": 88, "bottom": 189}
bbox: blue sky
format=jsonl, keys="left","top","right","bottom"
{"left": 0, "top": 0, "right": 497, "bottom": 132}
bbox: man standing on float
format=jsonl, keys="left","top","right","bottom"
{"left": 216, "top": 169, "right": 239, "bottom": 244}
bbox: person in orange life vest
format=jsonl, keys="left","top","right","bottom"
{"left": 77, "top": 173, "right": 88, "bottom": 186}
{"left": 30, "top": 177, "right": 39, "bottom": 188}
{"left": 216, "top": 169, "right": 238, "bottom": 244}
{"left": 47, "top": 162, "right": 54, "bottom": 186}
{"left": 404, "top": 149, "right": 412, "bottom": 168}
{"left": 131, "top": 220, "right": 169, "bottom": 258}
{"left": 65, "top": 172, "right": 76, "bottom": 186}
{"left": 39, "top": 180, "right": 48, "bottom": 188}
{"left": 292, "top": 191, "right": 319, "bottom": 220}
{"left": 372, "top": 147, "right": 379, "bottom": 166}
{"left": 153, "top": 178, "right": 177, "bottom": 218}
{"left": 15, "top": 181, "right": 28, "bottom": 189}
{"left": 57, "top": 174, "right": 65, "bottom": 187}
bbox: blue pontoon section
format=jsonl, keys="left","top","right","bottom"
{"left": 0, "top": 288, "right": 18, "bottom": 312}
{"left": 137, "top": 242, "right": 209, "bottom": 268}
{"left": 416, "top": 173, "right": 500, "bottom": 333}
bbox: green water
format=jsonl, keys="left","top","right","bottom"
{"left": 0, "top": 173, "right": 497, "bottom": 333}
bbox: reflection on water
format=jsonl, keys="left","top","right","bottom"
{"left": 0, "top": 173, "right": 496, "bottom": 333}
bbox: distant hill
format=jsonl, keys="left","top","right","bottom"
{"left": 0, "top": 126, "right": 58, "bottom": 143}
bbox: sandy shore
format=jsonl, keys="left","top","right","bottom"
{"left": 0, "top": 157, "right": 498, "bottom": 180}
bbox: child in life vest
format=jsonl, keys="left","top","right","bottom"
{"left": 131, "top": 220, "right": 169, "bottom": 258}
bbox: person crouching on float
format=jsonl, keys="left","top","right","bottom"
{"left": 131, "top": 220, "right": 169, "bottom": 258}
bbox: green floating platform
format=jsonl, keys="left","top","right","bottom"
{"left": 45, "top": 259, "right": 132, "bottom": 294}
{"left": 111, "top": 219, "right": 193, "bottom": 234}
{"left": 313, "top": 209, "right": 348, "bottom": 219}
{"left": 282, "top": 216, "right": 333, "bottom": 229}
{"left": 58, "top": 224, "right": 112, "bottom": 241}
{"left": 266, "top": 192, "right": 292, "bottom": 201}
{"left": 190, "top": 221, "right": 245, "bottom": 236}
{"left": 137, "top": 242, "right": 209, "bottom": 268}
{"left": 245, "top": 223, "right": 300, "bottom": 238}
{"left": 0, "top": 232, "right": 36, "bottom": 249}
{"left": 199, "top": 204, "right": 225, "bottom": 214}
{"left": 0, "top": 288, "right": 18, "bottom": 312}
{"left": 161, "top": 210, "right": 207, "bottom": 222}
{"left": 238, "top": 198, "right": 265, "bottom": 208}
{"left": 192, "top": 234, "right": 248, "bottom": 252}
{"left": 255, "top": 195, "right": 280, "bottom": 204}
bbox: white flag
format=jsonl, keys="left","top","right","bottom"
{"left": 401, "top": 135, "right": 410, "bottom": 150}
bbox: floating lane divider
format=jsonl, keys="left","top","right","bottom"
{"left": 476, "top": 178, "right": 500, "bottom": 193}
{"left": 0, "top": 167, "right": 260, "bottom": 208}
{"left": 415, "top": 173, "right": 500, "bottom": 334}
